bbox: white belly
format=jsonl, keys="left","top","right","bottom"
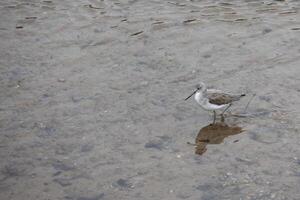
{"left": 199, "top": 101, "right": 228, "bottom": 111}
{"left": 195, "top": 92, "right": 228, "bottom": 111}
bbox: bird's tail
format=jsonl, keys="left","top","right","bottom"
{"left": 232, "top": 93, "right": 246, "bottom": 101}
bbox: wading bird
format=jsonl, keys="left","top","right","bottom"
{"left": 185, "top": 82, "right": 245, "bottom": 123}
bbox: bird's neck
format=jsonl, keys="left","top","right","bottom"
{"left": 195, "top": 89, "right": 206, "bottom": 102}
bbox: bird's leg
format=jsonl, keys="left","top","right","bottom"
{"left": 222, "top": 104, "right": 232, "bottom": 114}
{"left": 213, "top": 110, "right": 216, "bottom": 124}
{"left": 220, "top": 104, "right": 232, "bottom": 122}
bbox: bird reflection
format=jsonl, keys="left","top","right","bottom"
{"left": 192, "top": 122, "right": 243, "bottom": 155}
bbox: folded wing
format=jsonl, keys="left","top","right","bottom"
{"left": 207, "top": 92, "right": 244, "bottom": 105}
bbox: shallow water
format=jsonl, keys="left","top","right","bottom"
{"left": 1, "top": 0, "right": 300, "bottom": 199}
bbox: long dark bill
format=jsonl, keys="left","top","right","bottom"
{"left": 184, "top": 89, "right": 198, "bottom": 101}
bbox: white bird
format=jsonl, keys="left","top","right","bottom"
{"left": 185, "top": 82, "right": 245, "bottom": 123}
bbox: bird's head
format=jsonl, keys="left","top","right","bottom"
{"left": 185, "top": 82, "right": 206, "bottom": 101}
{"left": 195, "top": 82, "right": 205, "bottom": 90}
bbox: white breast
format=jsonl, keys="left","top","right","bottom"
{"left": 195, "top": 91, "right": 228, "bottom": 111}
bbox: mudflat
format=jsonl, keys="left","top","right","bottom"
{"left": 1, "top": 0, "right": 300, "bottom": 199}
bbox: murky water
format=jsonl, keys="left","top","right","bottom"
{"left": 1, "top": 0, "right": 300, "bottom": 199}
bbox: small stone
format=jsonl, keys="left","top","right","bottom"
{"left": 144, "top": 140, "right": 164, "bottom": 150}
{"left": 57, "top": 78, "right": 66, "bottom": 82}
{"left": 77, "top": 193, "right": 105, "bottom": 200}
{"left": 114, "top": 178, "right": 133, "bottom": 189}
{"left": 262, "top": 28, "right": 272, "bottom": 34}
{"left": 203, "top": 54, "right": 211, "bottom": 58}
{"left": 53, "top": 178, "right": 72, "bottom": 187}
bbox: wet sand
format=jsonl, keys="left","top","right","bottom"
{"left": 1, "top": 0, "right": 300, "bottom": 199}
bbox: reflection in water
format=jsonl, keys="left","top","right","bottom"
{"left": 194, "top": 122, "right": 243, "bottom": 155}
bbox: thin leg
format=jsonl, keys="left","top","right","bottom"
{"left": 213, "top": 111, "right": 216, "bottom": 124}
{"left": 221, "top": 104, "right": 232, "bottom": 122}
{"left": 222, "top": 103, "right": 232, "bottom": 115}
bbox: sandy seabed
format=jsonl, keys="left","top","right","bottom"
{"left": 1, "top": 0, "right": 300, "bottom": 199}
